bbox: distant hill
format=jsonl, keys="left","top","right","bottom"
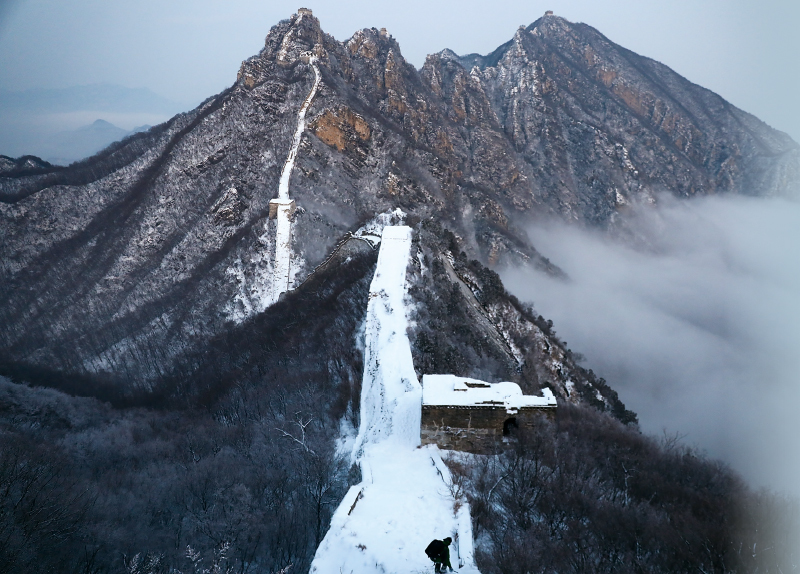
{"left": 0, "top": 84, "right": 184, "bottom": 161}
{"left": 41, "top": 119, "right": 132, "bottom": 165}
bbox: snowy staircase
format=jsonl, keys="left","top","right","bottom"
{"left": 310, "top": 226, "right": 481, "bottom": 574}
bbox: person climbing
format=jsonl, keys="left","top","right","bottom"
{"left": 425, "top": 536, "right": 455, "bottom": 572}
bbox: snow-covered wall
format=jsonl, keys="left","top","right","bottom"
{"left": 227, "top": 53, "right": 322, "bottom": 314}
{"left": 278, "top": 54, "right": 321, "bottom": 201}
{"left": 351, "top": 225, "right": 421, "bottom": 459}
{"left": 272, "top": 53, "right": 321, "bottom": 300}
{"left": 272, "top": 200, "right": 294, "bottom": 301}
{"left": 311, "top": 226, "right": 481, "bottom": 574}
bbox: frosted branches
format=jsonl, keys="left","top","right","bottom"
{"left": 276, "top": 414, "right": 317, "bottom": 455}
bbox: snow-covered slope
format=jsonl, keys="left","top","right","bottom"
{"left": 311, "top": 226, "right": 481, "bottom": 574}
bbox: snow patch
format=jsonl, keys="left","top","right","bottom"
{"left": 224, "top": 223, "right": 276, "bottom": 323}
{"left": 416, "top": 249, "right": 428, "bottom": 277}
{"left": 335, "top": 418, "right": 358, "bottom": 459}
{"left": 615, "top": 187, "right": 628, "bottom": 206}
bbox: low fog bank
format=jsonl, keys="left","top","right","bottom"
{"left": 502, "top": 195, "right": 800, "bottom": 498}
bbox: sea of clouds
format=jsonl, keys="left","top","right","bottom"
{"left": 502, "top": 194, "right": 800, "bottom": 498}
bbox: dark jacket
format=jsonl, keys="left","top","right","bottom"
{"left": 425, "top": 539, "right": 452, "bottom": 568}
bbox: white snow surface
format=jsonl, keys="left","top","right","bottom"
{"left": 272, "top": 54, "right": 320, "bottom": 297}
{"left": 311, "top": 226, "right": 481, "bottom": 574}
{"left": 422, "top": 374, "right": 556, "bottom": 413}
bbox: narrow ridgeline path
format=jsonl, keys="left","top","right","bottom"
{"left": 271, "top": 53, "right": 321, "bottom": 301}
{"left": 310, "top": 226, "right": 481, "bottom": 574}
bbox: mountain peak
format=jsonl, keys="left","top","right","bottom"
{"left": 274, "top": 8, "right": 325, "bottom": 65}
{"left": 89, "top": 119, "right": 116, "bottom": 128}
{"left": 435, "top": 48, "right": 460, "bottom": 61}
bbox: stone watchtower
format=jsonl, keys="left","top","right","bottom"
{"left": 420, "top": 374, "right": 557, "bottom": 453}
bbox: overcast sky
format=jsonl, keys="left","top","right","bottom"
{"left": 0, "top": 0, "right": 798, "bottom": 140}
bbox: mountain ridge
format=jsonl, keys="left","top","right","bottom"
{"left": 0, "top": 8, "right": 796, "bottom": 408}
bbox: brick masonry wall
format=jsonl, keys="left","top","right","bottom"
{"left": 420, "top": 405, "right": 555, "bottom": 454}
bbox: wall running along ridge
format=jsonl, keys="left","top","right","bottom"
{"left": 277, "top": 54, "right": 321, "bottom": 202}
{"left": 271, "top": 54, "right": 321, "bottom": 301}
{"left": 311, "top": 226, "right": 481, "bottom": 574}
{"left": 224, "top": 50, "right": 322, "bottom": 321}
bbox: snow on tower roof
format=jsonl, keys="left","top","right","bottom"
{"left": 422, "top": 374, "right": 556, "bottom": 413}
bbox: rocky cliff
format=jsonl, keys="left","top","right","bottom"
{"left": 0, "top": 10, "right": 796, "bottom": 402}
